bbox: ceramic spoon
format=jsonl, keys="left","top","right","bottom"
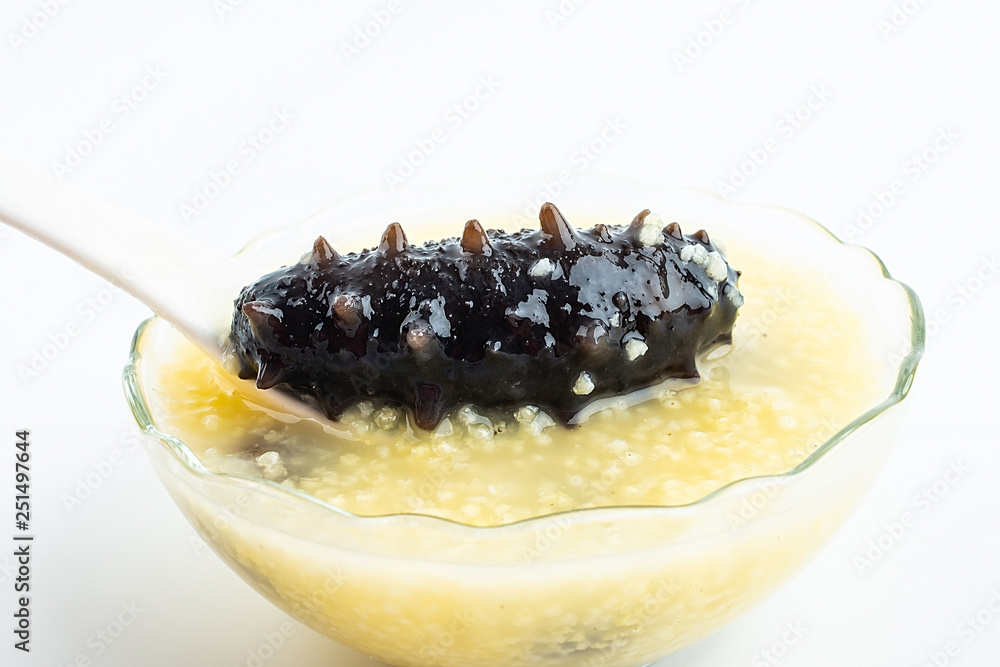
{"left": 0, "top": 161, "right": 323, "bottom": 420}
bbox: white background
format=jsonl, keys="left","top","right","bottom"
{"left": 1, "top": 1, "right": 999, "bottom": 666}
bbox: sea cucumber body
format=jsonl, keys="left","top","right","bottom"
{"left": 228, "top": 206, "right": 742, "bottom": 429}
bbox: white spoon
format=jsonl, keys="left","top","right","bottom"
{"left": 0, "top": 160, "right": 323, "bottom": 420}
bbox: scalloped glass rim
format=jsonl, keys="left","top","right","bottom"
{"left": 122, "top": 174, "right": 926, "bottom": 537}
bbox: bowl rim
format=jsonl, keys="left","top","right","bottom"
{"left": 122, "top": 178, "right": 926, "bottom": 535}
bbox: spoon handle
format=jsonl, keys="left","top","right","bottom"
{"left": 0, "top": 161, "right": 260, "bottom": 356}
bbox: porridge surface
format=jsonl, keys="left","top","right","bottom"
{"left": 145, "top": 243, "right": 882, "bottom": 527}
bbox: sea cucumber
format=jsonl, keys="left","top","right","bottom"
{"left": 226, "top": 203, "right": 742, "bottom": 429}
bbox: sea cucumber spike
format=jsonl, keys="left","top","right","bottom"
{"left": 612, "top": 291, "right": 629, "bottom": 310}
{"left": 379, "top": 222, "right": 409, "bottom": 258}
{"left": 629, "top": 209, "right": 651, "bottom": 229}
{"left": 664, "top": 222, "right": 683, "bottom": 240}
{"left": 242, "top": 301, "right": 273, "bottom": 336}
{"left": 461, "top": 219, "right": 493, "bottom": 256}
{"left": 310, "top": 236, "right": 339, "bottom": 266}
{"left": 593, "top": 223, "right": 613, "bottom": 243}
{"left": 255, "top": 359, "right": 287, "bottom": 390}
{"left": 693, "top": 229, "right": 710, "bottom": 244}
{"left": 539, "top": 203, "right": 577, "bottom": 251}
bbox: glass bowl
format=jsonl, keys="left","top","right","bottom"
{"left": 123, "top": 174, "right": 924, "bottom": 667}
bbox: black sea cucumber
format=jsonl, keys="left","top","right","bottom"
{"left": 226, "top": 203, "right": 742, "bottom": 430}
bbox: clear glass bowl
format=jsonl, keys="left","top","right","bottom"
{"left": 123, "top": 175, "right": 924, "bottom": 667}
